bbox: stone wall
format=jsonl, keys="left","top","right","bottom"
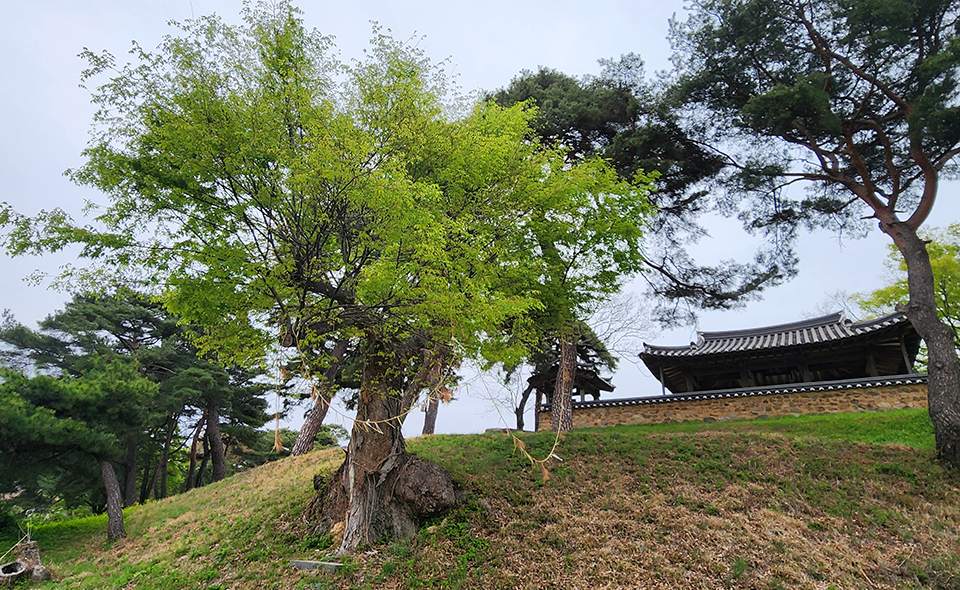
{"left": 536, "top": 376, "right": 928, "bottom": 431}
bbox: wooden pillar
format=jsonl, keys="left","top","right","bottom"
{"left": 899, "top": 336, "right": 913, "bottom": 373}
{"left": 866, "top": 354, "right": 879, "bottom": 377}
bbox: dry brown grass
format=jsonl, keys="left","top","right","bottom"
{"left": 320, "top": 429, "right": 960, "bottom": 590}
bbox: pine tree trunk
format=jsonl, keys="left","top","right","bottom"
{"left": 159, "top": 417, "right": 176, "bottom": 499}
{"left": 291, "top": 403, "right": 331, "bottom": 456}
{"left": 99, "top": 460, "right": 126, "bottom": 540}
{"left": 291, "top": 339, "right": 349, "bottom": 456}
{"left": 306, "top": 340, "right": 461, "bottom": 554}
{"left": 184, "top": 414, "right": 206, "bottom": 492}
{"left": 551, "top": 332, "right": 577, "bottom": 432}
{"left": 184, "top": 458, "right": 196, "bottom": 493}
{"left": 535, "top": 388, "right": 543, "bottom": 431}
{"left": 196, "top": 434, "right": 210, "bottom": 488}
{"left": 886, "top": 220, "right": 960, "bottom": 468}
{"left": 138, "top": 457, "right": 153, "bottom": 504}
{"left": 146, "top": 459, "right": 162, "bottom": 502}
{"left": 422, "top": 394, "right": 439, "bottom": 435}
{"left": 122, "top": 436, "right": 138, "bottom": 507}
{"left": 207, "top": 403, "right": 227, "bottom": 482}
{"left": 515, "top": 384, "right": 534, "bottom": 431}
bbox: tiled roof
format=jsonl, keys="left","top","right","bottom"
{"left": 540, "top": 374, "right": 928, "bottom": 411}
{"left": 642, "top": 311, "right": 910, "bottom": 358}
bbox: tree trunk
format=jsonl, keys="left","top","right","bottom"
{"left": 159, "top": 417, "right": 176, "bottom": 499}
{"left": 515, "top": 383, "right": 535, "bottom": 431}
{"left": 196, "top": 432, "right": 210, "bottom": 487}
{"left": 885, "top": 220, "right": 960, "bottom": 468}
{"left": 138, "top": 455, "right": 153, "bottom": 504}
{"left": 291, "top": 403, "right": 331, "bottom": 456}
{"left": 551, "top": 332, "right": 577, "bottom": 432}
{"left": 146, "top": 459, "right": 162, "bottom": 502}
{"left": 291, "top": 339, "right": 349, "bottom": 456}
{"left": 339, "top": 349, "right": 407, "bottom": 552}
{"left": 422, "top": 394, "right": 439, "bottom": 435}
{"left": 207, "top": 403, "right": 227, "bottom": 482}
{"left": 535, "top": 388, "right": 543, "bottom": 431}
{"left": 99, "top": 460, "right": 126, "bottom": 540}
{"left": 306, "top": 341, "right": 461, "bottom": 554}
{"left": 184, "top": 413, "right": 206, "bottom": 492}
{"left": 122, "top": 436, "right": 138, "bottom": 507}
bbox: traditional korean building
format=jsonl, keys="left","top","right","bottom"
{"left": 537, "top": 311, "right": 928, "bottom": 430}
{"left": 639, "top": 311, "right": 922, "bottom": 395}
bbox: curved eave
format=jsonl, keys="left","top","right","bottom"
{"left": 642, "top": 312, "right": 910, "bottom": 359}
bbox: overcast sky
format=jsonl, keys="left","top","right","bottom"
{"left": 3, "top": 0, "right": 959, "bottom": 436}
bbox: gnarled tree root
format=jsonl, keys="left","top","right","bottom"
{"left": 305, "top": 451, "right": 464, "bottom": 551}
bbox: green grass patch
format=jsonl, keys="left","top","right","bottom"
{"left": 594, "top": 408, "right": 935, "bottom": 450}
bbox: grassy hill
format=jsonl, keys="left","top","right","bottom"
{"left": 4, "top": 409, "right": 959, "bottom": 589}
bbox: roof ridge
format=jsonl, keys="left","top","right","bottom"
{"left": 698, "top": 311, "right": 846, "bottom": 341}
{"left": 641, "top": 311, "right": 908, "bottom": 356}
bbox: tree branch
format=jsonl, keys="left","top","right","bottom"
{"left": 906, "top": 142, "right": 939, "bottom": 230}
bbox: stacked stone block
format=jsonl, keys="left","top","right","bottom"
{"left": 537, "top": 382, "right": 927, "bottom": 430}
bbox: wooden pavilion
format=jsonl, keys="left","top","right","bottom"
{"left": 639, "top": 311, "right": 922, "bottom": 395}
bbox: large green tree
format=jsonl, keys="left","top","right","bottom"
{"left": 1, "top": 3, "right": 651, "bottom": 550}
{"left": 520, "top": 156, "right": 652, "bottom": 432}
{"left": 671, "top": 0, "right": 960, "bottom": 467}
{"left": 491, "top": 63, "right": 784, "bottom": 431}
